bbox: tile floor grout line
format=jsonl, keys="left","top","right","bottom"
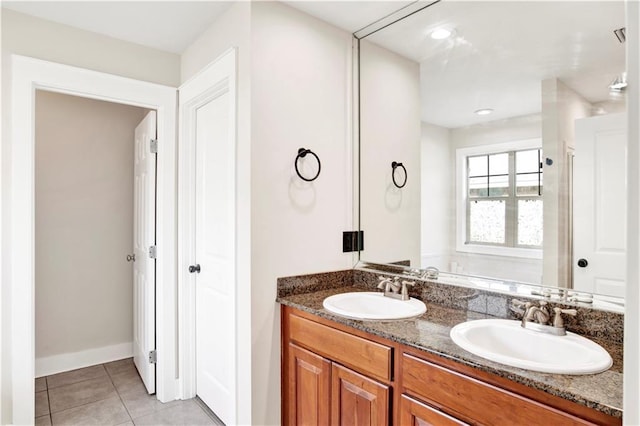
{"left": 128, "top": 394, "right": 185, "bottom": 421}
{"left": 104, "top": 362, "right": 135, "bottom": 423}
{"left": 38, "top": 359, "right": 218, "bottom": 425}
{"left": 48, "top": 393, "right": 123, "bottom": 416}
{"left": 45, "top": 385, "right": 52, "bottom": 424}
{"left": 104, "top": 359, "right": 186, "bottom": 422}
{"left": 47, "top": 369, "right": 121, "bottom": 416}
{"left": 46, "top": 365, "right": 110, "bottom": 391}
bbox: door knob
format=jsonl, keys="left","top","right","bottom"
{"left": 577, "top": 258, "right": 588, "bottom": 268}
{"left": 189, "top": 264, "right": 201, "bottom": 273}
{"left": 126, "top": 254, "right": 136, "bottom": 262}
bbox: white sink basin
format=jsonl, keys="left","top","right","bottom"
{"left": 322, "top": 292, "right": 426, "bottom": 320}
{"left": 450, "top": 319, "right": 612, "bottom": 375}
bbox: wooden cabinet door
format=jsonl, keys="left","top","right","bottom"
{"left": 331, "top": 363, "right": 389, "bottom": 426}
{"left": 288, "top": 343, "right": 331, "bottom": 426}
{"left": 399, "top": 395, "right": 468, "bottom": 426}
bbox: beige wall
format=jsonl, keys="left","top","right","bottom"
{"left": 180, "top": 2, "right": 250, "bottom": 84}
{"left": 541, "top": 79, "right": 591, "bottom": 287}
{"left": 1, "top": 9, "right": 180, "bottom": 86}
{"left": 35, "top": 91, "right": 147, "bottom": 368}
{"left": 183, "top": 4, "right": 357, "bottom": 424}
{"left": 250, "top": 2, "right": 356, "bottom": 424}
{"left": 1, "top": 11, "right": 178, "bottom": 419}
{"left": 421, "top": 122, "right": 451, "bottom": 269}
{"left": 624, "top": 4, "right": 640, "bottom": 422}
{"left": 180, "top": 3, "right": 253, "bottom": 424}
{"left": 360, "top": 39, "right": 421, "bottom": 267}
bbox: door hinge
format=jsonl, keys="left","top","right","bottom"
{"left": 149, "top": 350, "right": 157, "bottom": 364}
{"left": 150, "top": 139, "right": 158, "bottom": 154}
{"left": 149, "top": 245, "right": 157, "bottom": 259}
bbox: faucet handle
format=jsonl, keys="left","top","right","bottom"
{"left": 553, "top": 307, "right": 577, "bottom": 328}
{"left": 377, "top": 276, "right": 391, "bottom": 290}
{"left": 510, "top": 299, "right": 531, "bottom": 316}
{"left": 401, "top": 280, "right": 415, "bottom": 299}
{"left": 423, "top": 267, "right": 439, "bottom": 279}
{"left": 538, "top": 300, "right": 550, "bottom": 315}
{"left": 511, "top": 299, "right": 527, "bottom": 307}
{"left": 403, "top": 268, "right": 422, "bottom": 277}
{"left": 388, "top": 276, "right": 402, "bottom": 292}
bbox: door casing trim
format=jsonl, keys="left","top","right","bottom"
{"left": 177, "top": 48, "right": 239, "bottom": 422}
{"left": 4, "top": 54, "right": 178, "bottom": 423}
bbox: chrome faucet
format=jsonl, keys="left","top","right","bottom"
{"left": 511, "top": 299, "right": 576, "bottom": 336}
{"left": 377, "top": 276, "right": 415, "bottom": 301}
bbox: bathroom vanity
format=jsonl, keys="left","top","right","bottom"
{"left": 278, "top": 270, "right": 623, "bottom": 426}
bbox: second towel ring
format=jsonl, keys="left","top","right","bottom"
{"left": 391, "top": 161, "right": 407, "bottom": 188}
{"left": 295, "top": 148, "right": 321, "bottom": 182}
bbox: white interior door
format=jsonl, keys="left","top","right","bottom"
{"left": 573, "top": 113, "right": 627, "bottom": 297}
{"left": 133, "top": 110, "right": 157, "bottom": 394}
{"left": 179, "top": 50, "right": 237, "bottom": 424}
{"left": 195, "top": 89, "right": 235, "bottom": 424}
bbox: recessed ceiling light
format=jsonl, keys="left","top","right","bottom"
{"left": 431, "top": 28, "right": 453, "bottom": 40}
{"left": 474, "top": 108, "right": 494, "bottom": 116}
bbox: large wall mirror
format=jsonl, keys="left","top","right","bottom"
{"left": 357, "top": 1, "right": 628, "bottom": 305}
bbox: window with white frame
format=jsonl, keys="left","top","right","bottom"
{"left": 456, "top": 140, "right": 543, "bottom": 258}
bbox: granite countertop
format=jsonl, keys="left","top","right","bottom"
{"left": 277, "top": 285, "right": 623, "bottom": 419}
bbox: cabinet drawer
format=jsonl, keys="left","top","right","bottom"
{"left": 289, "top": 314, "right": 392, "bottom": 382}
{"left": 402, "top": 354, "right": 593, "bottom": 426}
{"left": 400, "top": 394, "right": 468, "bottom": 426}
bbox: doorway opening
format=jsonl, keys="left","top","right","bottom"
{"left": 7, "top": 55, "right": 178, "bottom": 424}
{"left": 33, "top": 90, "right": 162, "bottom": 423}
{"left": 34, "top": 91, "right": 152, "bottom": 379}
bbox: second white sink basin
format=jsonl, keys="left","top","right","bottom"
{"left": 323, "top": 292, "right": 426, "bottom": 320}
{"left": 450, "top": 319, "right": 612, "bottom": 375}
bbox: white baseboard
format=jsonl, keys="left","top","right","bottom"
{"left": 35, "top": 342, "right": 133, "bottom": 378}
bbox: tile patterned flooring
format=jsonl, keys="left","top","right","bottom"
{"left": 35, "top": 358, "right": 224, "bottom": 425}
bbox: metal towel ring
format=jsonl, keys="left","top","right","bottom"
{"left": 295, "top": 148, "right": 321, "bottom": 182}
{"left": 391, "top": 161, "right": 407, "bottom": 188}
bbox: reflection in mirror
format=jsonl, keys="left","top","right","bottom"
{"left": 358, "top": 1, "right": 627, "bottom": 301}
{"left": 357, "top": 261, "right": 625, "bottom": 314}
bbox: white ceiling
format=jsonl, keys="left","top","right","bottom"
{"left": 1, "top": 1, "right": 412, "bottom": 53}
{"left": 365, "top": 1, "right": 626, "bottom": 128}
{"left": 283, "top": 1, "right": 414, "bottom": 34}
{"left": 2, "top": 1, "right": 625, "bottom": 129}
{"left": 1, "top": 1, "right": 234, "bottom": 54}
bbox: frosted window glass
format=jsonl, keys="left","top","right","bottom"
{"left": 469, "top": 200, "right": 505, "bottom": 244}
{"left": 518, "top": 199, "right": 543, "bottom": 246}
